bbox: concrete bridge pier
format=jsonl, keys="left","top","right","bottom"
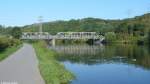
{"left": 46, "top": 39, "right": 56, "bottom": 46}
{"left": 52, "top": 39, "right": 56, "bottom": 46}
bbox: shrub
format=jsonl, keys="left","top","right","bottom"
{"left": 0, "top": 37, "right": 10, "bottom": 50}
{"left": 0, "top": 36, "right": 22, "bottom": 51}
{"left": 105, "top": 32, "right": 116, "bottom": 43}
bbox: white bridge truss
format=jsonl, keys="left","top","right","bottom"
{"left": 21, "top": 32, "right": 105, "bottom": 41}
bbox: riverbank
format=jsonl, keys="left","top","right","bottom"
{"left": 33, "top": 41, "right": 74, "bottom": 84}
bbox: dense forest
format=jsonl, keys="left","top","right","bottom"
{"left": 1, "top": 13, "right": 150, "bottom": 44}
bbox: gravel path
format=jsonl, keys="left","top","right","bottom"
{"left": 0, "top": 44, "right": 45, "bottom": 84}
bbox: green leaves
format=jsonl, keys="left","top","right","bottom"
{"left": 0, "top": 36, "right": 22, "bottom": 51}
{"left": 105, "top": 32, "right": 116, "bottom": 43}
{"left": 11, "top": 27, "right": 22, "bottom": 39}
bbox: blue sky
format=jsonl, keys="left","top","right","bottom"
{"left": 0, "top": 0, "right": 149, "bottom": 26}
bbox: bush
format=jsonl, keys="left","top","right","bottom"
{"left": 105, "top": 32, "right": 116, "bottom": 43}
{"left": 11, "top": 27, "right": 22, "bottom": 39}
{"left": 0, "top": 37, "right": 10, "bottom": 50}
{"left": 0, "top": 36, "right": 22, "bottom": 51}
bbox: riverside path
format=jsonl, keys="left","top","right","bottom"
{"left": 0, "top": 44, "right": 45, "bottom": 84}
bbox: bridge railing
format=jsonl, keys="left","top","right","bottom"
{"left": 21, "top": 32, "right": 105, "bottom": 40}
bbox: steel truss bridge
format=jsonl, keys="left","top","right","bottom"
{"left": 21, "top": 32, "right": 105, "bottom": 40}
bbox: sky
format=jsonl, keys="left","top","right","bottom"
{"left": 0, "top": 0, "right": 149, "bottom": 26}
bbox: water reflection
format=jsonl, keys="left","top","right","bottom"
{"left": 50, "top": 44, "right": 150, "bottom": 70}
{"left": 50, "top": 44, "right": 150, "bottom": 84}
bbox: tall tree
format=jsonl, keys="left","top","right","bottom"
{"left": 11, "top": 27, "right": 22, "bottom": 39}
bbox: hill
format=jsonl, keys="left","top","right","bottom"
{"left": 1, "top": 13, "right": 150, "bottom": 44}
{"left": 22, "top": 13, "right": 150, "bottom": 34}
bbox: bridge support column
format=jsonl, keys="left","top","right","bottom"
{"left": 52, "top": 39, "right": 55, "bottom": 46}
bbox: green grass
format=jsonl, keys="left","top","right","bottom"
{"left": 0, "top": 44, "right": 22, "bottom": 61}
{"left": 33, "top": 41, "right": 75, "bottom": 84}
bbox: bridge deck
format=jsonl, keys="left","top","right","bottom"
{"left": 21, "top": 32, "right": 105, "bottom": 40}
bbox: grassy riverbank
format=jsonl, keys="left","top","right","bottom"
{"left": 0, "top": 44, "right": 22, "bottom": 61}
{"left": 33, "top": 41, "right": 74, "bottom": 84}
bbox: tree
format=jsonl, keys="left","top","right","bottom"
{"left": 11, "top": 27, "right": 22, "bottom": 39}
{"left": 105, "top": 32, "right": 116, "bottom": 43}
{"left": 148, "top": 30, "right": 150, "bottom": 44}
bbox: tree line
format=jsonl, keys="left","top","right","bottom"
{"left": 1, "top": 13, "right": 150, "bottom": 44}
{"left": 21, "top": 13, "right": 150, "bottom": 44}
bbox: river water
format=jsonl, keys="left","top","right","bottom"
{"left": 50, "top": 44, "right": 150, "bottom": 84}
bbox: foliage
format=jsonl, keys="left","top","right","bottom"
{"left": 148, "top": 30, "right": 150, "bottom": 44}
{"left": 0, "top": 13, "right": 150, "bottom": 44}
{"left": 33, "top": 41, "right": 75, "bottom": 84}
{"left": 0, "top": 36, "right": 22, "bottom": 61}
{"left": 0, "top": 37, "right": 10, "bottom": 50}
{"left": 105, "top": 32, "right": 116, "bottom": 43}
{"left": 11, "top": 27, "right": 22, "bottom": 39}
{"left": 0, "top": 36, "right": 22, "bottom": 51}
{"left": 21, "top": 13, "right": 150, "bottom": 44}
{"left": 0, "top": 26, "right": 12, "bottom": 36}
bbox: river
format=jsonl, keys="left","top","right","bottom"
{"left": 50, "top": 44, "right": 150, "bottom": 84}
